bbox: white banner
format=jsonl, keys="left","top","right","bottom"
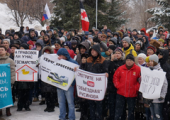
{"left": 14, "top": 50, "right": 39, "bottom": 82}
{"left": 75, "top": 68, "right": 107, "bottom": 101}
{"left": 139, "top": 66, "right": 166, "bottom": 99}
{"left": 40, "top": 54, "right": 79, "bottom": 91}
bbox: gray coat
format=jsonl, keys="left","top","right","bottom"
{"left": 0, "top": 56, "right": 15, "bottom": 84}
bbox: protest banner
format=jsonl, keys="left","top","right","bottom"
{"left": 139, "top": 66, "right": 166, "bottom": 99}
{"left": 0, "top": 64, "right": 13, "bottom": 109}
{"left": 14, "top": 50, "right": 39, "bottom": 82}
{"left": 75, "top": 68, "right": 107, "bottom": 101}
{"left": 40, "top": 54, "right": 79, "bottom": 91}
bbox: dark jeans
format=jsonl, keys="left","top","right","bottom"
{"left": 108, "top": 93, "right": 117, "bottom": 120}
{"left": 17, "top": 89, "right": 30, "bottom": 109}
{"left": 145, "top": 107, "right": 151, "bottom": 120}
{"left": 150, "top": 103, "right": 163, "bottom": 120}
{"left": 45, "top": 92, "right": 55, "bottom": 109}
{"left": 114, "top": 94, "right": 136, "bottom": 120}
{"left": 89, "top": 100, "right": 103, "bottom": 120}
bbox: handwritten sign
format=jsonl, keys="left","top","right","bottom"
{"left": 75, "top": 68, "right": 107, "bottom": 101}
{"left": 139, "top": 66, "right": 166, "bottom": 99}
{"left": 14, "top": 50, "right": 39, "bottom": 82}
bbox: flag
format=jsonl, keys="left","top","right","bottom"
{"left": 80, "top": 1, "right": 89, "bottom": 31}
{"left": 42, "top": 4, "right": 51, "bottom": 21}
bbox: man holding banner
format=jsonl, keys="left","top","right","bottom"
{"left": 76, "top": 44, "right": 108, "bottom": 120}
{"left": 57, "top": 48, "right": 78, "bottom": 120}
{"left": 0, "top": 45, "right": 15, "bottom": 116}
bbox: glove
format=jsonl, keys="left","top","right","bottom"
{"left": 149, "top": 67, "right": 154, "bottom": 70}
{"left": 158, "top": 97, "right": 164, "bottom": 101}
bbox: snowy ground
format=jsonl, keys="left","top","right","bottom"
{"left": 0, "top": 102, "right": 80, "bottom": 120}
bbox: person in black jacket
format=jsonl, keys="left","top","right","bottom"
{"left": 16, "top": 45, "right": 34, "bottom": 111}
{"left": 107, "top": 47, "right": 125, "bottom": 120}
{"left": 80, "top": 44, "right": 108, "bottom": 120}
{"left": 158, "top": 49, "right": 170, "bottom": 120}
{"left": 40, "top": 46, "right": 57, "bottom": 112}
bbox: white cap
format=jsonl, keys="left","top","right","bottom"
{"left": 138, "top": 53, "right": 146, "bottom": 61}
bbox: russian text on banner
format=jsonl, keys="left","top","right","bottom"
{"left": 75, "top": 68, "right": 107, "bottom": 101}
{"left": 40, "top": 54, "right": 79, "bottom": 91}
{"left": 139, "top": 66, "right": 166, "bottom": 99}
{"left": 0, "top": 64, "right": 13, "bottom": 109}
{"left": 14, "top": 50, "right": 39, "bottom": 82}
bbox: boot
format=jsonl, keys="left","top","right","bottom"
{"left": 33, "top": 97, "right": 39, "bottom": 102}
{"left": 25, "top": 108, "right": 31, "bottom": 111}
{"left": 0, "top": 109, "right": 2, "bottom": 116}
{"left": 6, "top": 108, "right": 11, "bottom": 116}
{"left": 48, "top": 108, "right": 55, "bottom": 112}
{"left": 39, "top": 100, "right": 45, "bottom": 105}
{"left": 44, "top": 108, "right": 49, "bottom": 112}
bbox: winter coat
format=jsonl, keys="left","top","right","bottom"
{"left": 159, "top": 49, "right": 170, "bottom": 102}
{"left": 113, "top": 64, "right": 141, "bottom": 97}
{"left": 108, "top": 59, "right": 125, "bottom": 93}
{"left": 0, "top": 56, "right": 15, "bottom": 84}
{"left": 76, "top": 41, "right": 90, "bottom": 65}
{"left": 122, "top": 44, "right": 137, "bottom": 57}
{"left": 151, "top": 63, "right": 168, "bottom": 103}
{"left": 51, "top": 34, "right": 56, "bottom": 45}
{"left": 34, "top": 39, "right": 44, "bottom": 57}
{"left": 136, "top": 49, "right": 145, "bottom": 55}
{"left": 41, "top": 46, "right": 57, "bottom": 93}
{"left": 80, "top": 45, "right": 108, "bottom": 74}
{"left": 141, "top": 28, "right": 150, "bottom": 40}
{"left": 57, "top": 48, "right": 78, "bottom": 86}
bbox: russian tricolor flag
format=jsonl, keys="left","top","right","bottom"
{"left": 42, "top": 4, "right": 51, "bottom": 21}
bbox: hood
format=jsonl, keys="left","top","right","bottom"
{"left": 89, "top": 44, "right": 101, "bottom": 57}
{"left": 78, "top": 41, "right": 90, "bottom": 51}
{"left": 141, "top": 28, "right": 146, "bottom": 34}
{"left": 159, "top": 49, "right": 169, "bottom": 64}
{"left": 57, "top": 48, "right": 70, "bottom": 60}
{"left": 36, "top": 39, "right": 44, "bottom": 48}
{"left": 153, "top": 63, "right": 162, "bottom": 71}
{"left": 67, "top": 50, "right": 76, "bottom": 59}
{"left": 143, "top": 35, "right": 149, "bottom": 48}
{"left": 122, "top": 44, "right": 135, "bottom": 53}
{"left": 0, "top": 56, "right": 9, "bottom": 60}
{"left": 42, "top": 46, "right": 54, "bottom": 54}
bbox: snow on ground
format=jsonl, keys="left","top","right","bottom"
{"left": 0, "top": 102, "right": 80, "bottom": 120}
{"left": 0, "top": 3, "right": 46, "bottom": 35}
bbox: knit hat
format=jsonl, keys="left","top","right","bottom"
{"left": 147, "top": 45, "right": 156, "bottom": 53}
{"left": 20, "top": 43, "right": 29, "bottom": 49}
{"left": 145, "top": 56, "right": 150, "bottom": 63}
{"left": 63, "top": 41, "right": 71, "bottom": 49}
{"left": 133, "top": 29, "right": 138, "bottom": 33}
{"left": 114, "top": 47, "right": 123, "bottom": 56}
{"left": 122, "top": 37, "right": 131, "bottom": 44}
{"left": 70, "top": 39, "right": 77, "bottom": 45}
{"left": 81, "top": 53, "right": 89, "bottom": 59}
{"left": 10, "top": 44, "right": 19, "bottom": 49}
{"left": 93, "top": 36, "right": 100, "bottom": 43}
{"left": 138, "top": 53, "right": 146, "bottom": 61}
{"left": 88, "top": 35, "right": 93, "bottom": 39}
{"left": 135, "top": 41, "right": 142, "bottom": 47}
{"left": 55, "top": 40, "right": 61, "bottom": 46}
{"left": 108, "top": 45, "right": 116, "bottom": 51}
{"left": 3, "top": 39, "right": 10, "bottom": 45}
{"left": 149, "top": 54, "right": 159, "bottom": 63}
{"left": 60, "top": 37, "right": 65, "bottom": 42}
{"left": 158, "top": 39, "right": 165, "bottom": 43}
{"left": 109, "top": 37, "right": 117, "bottom": 45}
{"left": 126, "top": 54, "right": 135, "bottom": 61}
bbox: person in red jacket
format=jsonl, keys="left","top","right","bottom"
{"left": 113, "top": 54, "right": 141, "bottom": 120}
{"left": 141, "top": 28, "right": 150, "bottom": 41}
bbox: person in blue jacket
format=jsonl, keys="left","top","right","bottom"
{"left": 57, "top": 48, "right": 78, "bottom": 120}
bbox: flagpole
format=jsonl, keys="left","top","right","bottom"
{"left": 96, "top": 0, "right": 98, "bottom": 29}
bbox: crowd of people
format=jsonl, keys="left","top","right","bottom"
{"left": 0, "top": 25, "right": 170, "bottom": 120}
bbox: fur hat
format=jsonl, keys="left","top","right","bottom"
{"left": 117, "top": 31, "right": 123, "bottom": 38}
{"left": 149, "top": 40, "right": 160, "bottom": 48}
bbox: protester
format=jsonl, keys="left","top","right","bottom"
{"left": 114, "top": 54, "right": 141, "bottom": 120}
{"left": 0, "top": 45, "right": 15, "bottom": 116}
